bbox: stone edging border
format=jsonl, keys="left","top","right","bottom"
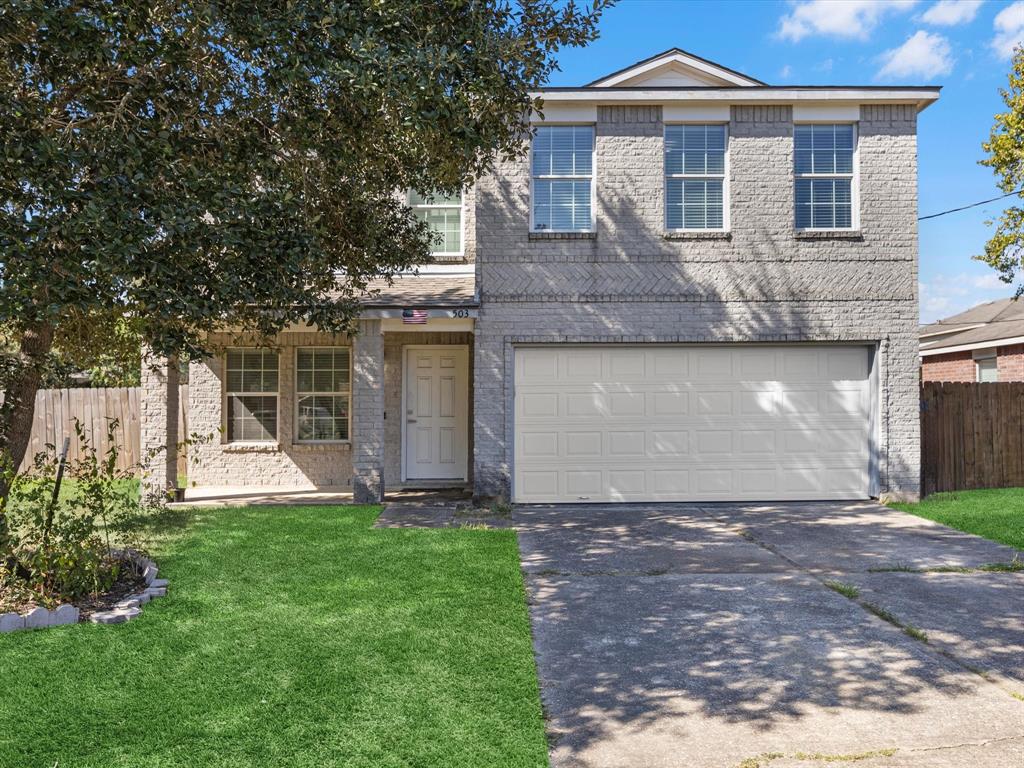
{"left": 0, "top": 549, "right": 168, "bottom": 632}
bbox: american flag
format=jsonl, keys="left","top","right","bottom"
{"left": 402, "top": 308, "right": 428, "bottom": 325}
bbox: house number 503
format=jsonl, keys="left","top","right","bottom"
{"left": 450, "top": 309, "right": 471, "bottom": 318}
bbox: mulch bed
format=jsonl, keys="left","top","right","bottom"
{"left": 0, "top": 556, "right": 149, "bottom": 621}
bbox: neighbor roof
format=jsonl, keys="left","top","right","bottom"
{"left": 920, "top": 297, "right": 1024, "bottom": 356}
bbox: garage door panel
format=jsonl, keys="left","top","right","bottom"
{"left": 514, "top": 345, "right": 871, "bottom": 503}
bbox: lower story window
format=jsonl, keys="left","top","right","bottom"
{"left": 976, "top": 354, "right": 998, "bottom": 383}
{"left": 225, "top": 349, "right": 279, "bottom": 442}
{"left": 296, "top": 348, "right": 351, "bottom": 441}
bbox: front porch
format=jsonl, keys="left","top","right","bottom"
{"left": 141, "top": 270, "right": 477, "bottom": 504}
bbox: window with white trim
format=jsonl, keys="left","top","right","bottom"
{"left": 225, "top": 349, "right": 279, "bottom": 442}
{"left": 975, "top": 352, "right": 998, "bottom": 383}
{"left": 531, "top": 125, "right": 594, "bottom": 232}
{"left": 408, "top": 191, "right": 463, "bottom": 256}
{"left": 794, "top": 124, "right": 855, "bottom": 230}
{"left": 295, "top": 348, "right": 351, "bottom": 442}
{"left": 665, "top": 124, "right": 727, "bottom": 230}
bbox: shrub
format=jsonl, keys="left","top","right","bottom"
{"left": 1, "top": 419, "right": 147, "bottom": 607}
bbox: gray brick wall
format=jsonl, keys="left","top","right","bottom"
{"left": 188, "top": 331, "right": 355, "bottom": 489}
{"left": 140, "top": 350, "right": 179, "bottom": 501}
{"left": 352, "top": 320, "right": 384, "bottom": 502}
{"left": 473, "top": 103, "right": 920, "bottom": 501}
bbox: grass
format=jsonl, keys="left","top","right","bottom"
{"left": 0, "top": 505, "right": 548, "bottom": 768}
{"left": 862, "top": 601, "right": 929, "bottom": 643}
{"left": 889, "top": 488, "right": 1024, "bottom": 551}
{"left": 823, "top": 580, "right": 860, "bottom": 599}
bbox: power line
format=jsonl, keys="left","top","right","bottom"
{"left": 918, "top": 189, "right": 1023, "bottom": 221}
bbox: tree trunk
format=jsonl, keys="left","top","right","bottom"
{"left": 0, "top": 321, "right": 55, "bottom": 555}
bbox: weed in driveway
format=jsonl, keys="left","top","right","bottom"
{"left": 824, "top": 580, "right": 860, "bottom": 599}
{"left": 867, "top": 563, "right": 918, "bottom": 572}
{"left": 863, "top": 602, "right": 928, "bottom": 643}
{"left": 793, "top": 748, "right": 898, "bottom": 762}
{"left": 736, "top": 753, "right": 784, "bottom": 768}
{"left": 736, "top": 748, "right": 899, "bottom": 767}
{"left": 978, "top": 558, "right": 1024, "bottom": 572}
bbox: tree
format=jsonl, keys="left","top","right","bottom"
{"left": 0, "top": 0, "right": 607, "bottom": 542}
{"left": 981, "top": 47, "right": 1024, "bottom": 288}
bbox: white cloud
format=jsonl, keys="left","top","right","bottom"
{"left": 919, "top": 272, "right": 1010, "bottom": 322}
{"left": 780, "top": 64, "right": 793, "bottom": 79}
{"left": 921, "top": 0, "right": 984, "bottom": 26}
{"left": 877, "top": 31, "right": 954, "bottom": 79}
{"left": 778, "top": 0, "right": 917, "bottom": 42}
{"left": 992, "top": 1, "right": 1024, "bottom": 59}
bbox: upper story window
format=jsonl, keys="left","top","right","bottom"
{"left": 665, "top": 124, "right": 727, "bottom": 231}
{"left": 408, "top": 191, "right": 463, "bottom": 256}
{"left": 225, "top": 349, "right": 279, "bottom": 443}
{"left": 531, "top": 125, "right": 594, "bottom": 232}
{"left": 794, "top": 124, "right": 856, "bottom": 230}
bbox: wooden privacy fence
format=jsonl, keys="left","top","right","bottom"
{"left": 6, "top": 386, "right": 189, "bottom": 477}
{"left": 920, "top": 381, "right": 1024, "bottom": 496}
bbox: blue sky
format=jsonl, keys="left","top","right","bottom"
{"left": 547, "top": 0, "right": 1022, "bottom": 323}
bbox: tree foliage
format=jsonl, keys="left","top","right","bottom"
{"left": 981, "top": 47, "right": 1024, "bottom": 288}
{"left": 0, "top": 0, "right": 607, "bottom": 535}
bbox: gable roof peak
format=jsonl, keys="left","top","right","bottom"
{"left": 586, "top": 48, "right": 766, "bottom": 89}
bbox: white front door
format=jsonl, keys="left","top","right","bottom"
{"left": 403, "top": 347, "right": 469, "bottom": 480}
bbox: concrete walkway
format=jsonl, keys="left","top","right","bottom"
{"left": 515, "top": 502, "right": 1024, "bottom": 768}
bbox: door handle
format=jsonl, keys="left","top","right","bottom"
{"left": 407, "top": 419, "right": 417, "bottom": 423}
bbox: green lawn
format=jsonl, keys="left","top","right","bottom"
{"left": 890, "top": 488, "right": 1024, "bottom": 551}
{"left": 0, "top": 506, "right": 548, "bottom": 768}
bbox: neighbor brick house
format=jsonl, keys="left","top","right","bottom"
{"left": 141, "top": 49, "right": 939, "bottom": 504}
{"left": 920, "top": 298, "right": 1024, "bottom": 382}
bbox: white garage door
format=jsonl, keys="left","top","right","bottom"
{"left": 514, "top": 345, "right": 872, "bottom": 503}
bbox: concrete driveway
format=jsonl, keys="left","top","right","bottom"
{"left": 514, "top": 502, "right": 1024, "bottom": 768}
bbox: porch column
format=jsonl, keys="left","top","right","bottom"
{"left": 140, "top": 348, "right": 180, "bottom": 503}
{"left": 352, "top": 320, "right": 385, "bottom": 503}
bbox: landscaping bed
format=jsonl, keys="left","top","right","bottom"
{"left": 0, "top": 504, "right": 548, "bottom": 768}
{"left": 889, "top": 488, "right": 1024, "bottom": 551}
{"left": 0, "top": 558, "right": 147, "bottom": 619}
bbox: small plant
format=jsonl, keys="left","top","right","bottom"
{"left": 979, "top": 557, "right": 1024, "bottom": 572}
{"left": 0, "top": 418, "right": 155, "bottom": 608}
{"left": 824, "top": 580, "right": 860, "bottom": 599}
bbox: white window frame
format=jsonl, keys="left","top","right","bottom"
{"left": 294, "top": 347, "right": 352, "bottom": 444}
{"left": 794, "top": 122, "right": 860, "bottom": 232}
{"left": 974, "top": 350, "right": 998, "bottom": 383}
{"left": 664, "top": 122, "right": 730, "bottom": 233}
{"left": 408, "top": 191, "right": 464, "bottom": 258}
{"left": 529, "top": 124, "right": 596, "bottom": 233}
{"left": 223, "top": 348, "right": 280, "bottom": 444}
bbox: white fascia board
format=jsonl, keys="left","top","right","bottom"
{"left": 531, "top": 104, "right": 598, "bottom": 123}
{"left": 919, "top": 335, "right": 1024, "bottom": 357}
{"left": 532, "top": 88, "right": 941, "bottom": 111}
{"left": 663, "top": 105, "right": 731, "bottom": 122}
{"left": 379, "top": 316, "right": 476, "bottom": 330}
{"left": 399, "top": 264, "right": 475, "bottom": 275}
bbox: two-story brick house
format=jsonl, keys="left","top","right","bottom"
{"left": 141, "top": 49, "right": 939, "bottom": 504}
